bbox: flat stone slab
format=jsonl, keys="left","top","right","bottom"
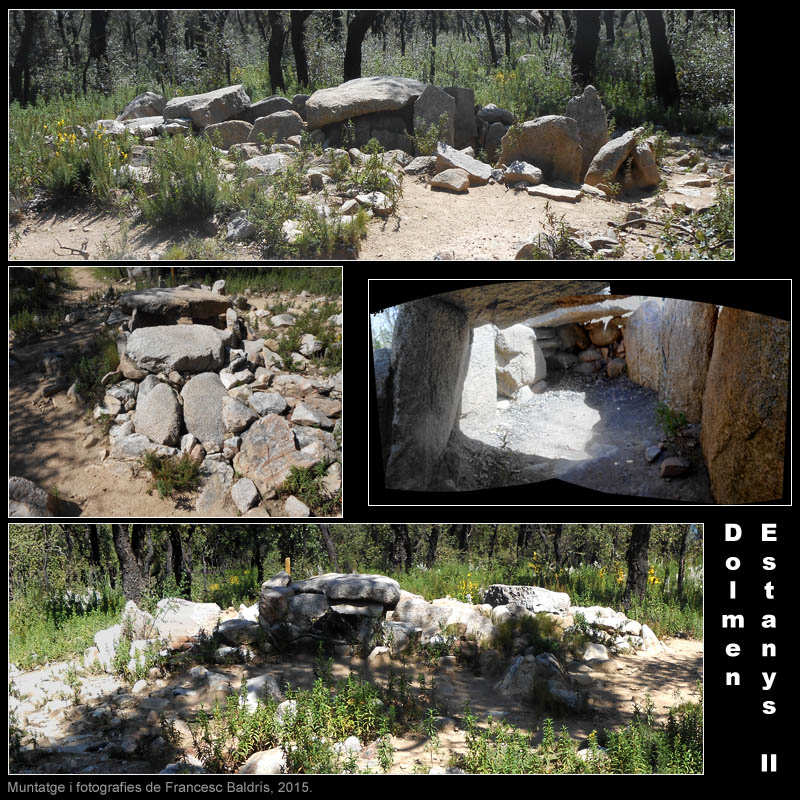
{"left": 325, "top": 574, "right": 401, "bottom": 608}
{"left": 305, "top": 76, "right": 427, "bottom": 128}
{"left": 526, "top": 185, "right": 582, "bottom": 202}
{"left": 163, "top": 84, "right": 250, "bottom": 128}
{"left": 483, "top": 584, "right": 571, "bottom": 615}
{"left": 118, "top": 287, "right": 231, "bottom": 319}
{"left": 233, "top": 414, "right": 319, "bottom": 496}
{"left": 524, "top": 296, "right": 644, "bottom": 328}
{"left": 125, "top": 325, "right": 226, "bottom": 374}
{"left": 154, "top": 598, "right": 222, "bottom": 647}
{"left": 435, "top": 142, "right": 492, "bottom": 185}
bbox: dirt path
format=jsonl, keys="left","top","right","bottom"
{"left": 9, "top": 151, "right": 729, "bottom": 262}
{"left": 9, "top": 636, "right": 702, "bottom": 774}
{"left": 9, "top": 269, "right": 209, "bottom": 517}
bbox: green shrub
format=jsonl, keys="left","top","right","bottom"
{"left": 137, "top": 134, "right": 222, "bottom": 225}
{"left": 70, "top": 332, "right": 121, "bottom": 404}
{"left": 141, "top": 452, "right": 202, "bottom": 499}
{"left": 278, "top": 462, "right": 341, "bottom": 517}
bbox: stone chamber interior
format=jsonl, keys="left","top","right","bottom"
{"left": 373, "top": 281, "right": 789, "bottom": 504}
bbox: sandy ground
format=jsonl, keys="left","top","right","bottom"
{"left": 8, "top": 268, "right": 212, "bottom": 516}
{"left": 8, "top": 152, "right": 728, "bottom": 262}
{"left": 10, "top": 634, "right": 702, "bottom": 774}
{"left": 459, "top": 370, "right": 713, "bottom": 502}
{"left": 9, "top": 268, "right": 341, "bottom": 518}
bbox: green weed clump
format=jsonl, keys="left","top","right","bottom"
{"left": 190, "top": 662, "right": 430, "bottom": 773}
{"left": 141, "top": 452, "right": 202, "bottom": 499}
{"left": 455, "top": 694, "right": 702, "bottom": 774}
{"left": 137, "top": 134, "right": 222, "bottom": 225}
{"left": 70, "top": 332, "right": 121, "bottom": 404}
{"left": 273, "top": 300, "right": 342, "bottom": 375}
{"left": 278, "top": 461, "right": 341, "bottom": 517}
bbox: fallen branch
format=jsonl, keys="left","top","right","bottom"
{"left": 54, "top": 238, "right": 90, "bottom": 257}
{"left": 611, "top": 217, "right": 694, "bottom": 236}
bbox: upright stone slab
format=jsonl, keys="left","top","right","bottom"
{"left": 385, "top": 298, "right": 471, "bottom": 490}
{"left": 413, "top": 85, "right": 455, "bottom": 147}
{"left": 134, "top": 382, "right": 182, "bottom": 446}
{"left": 444, "top": 87, "right": 478, "bottom": 149}
{"left": 565, "top": 85, "right": 608, "bottom": 178}
{"left": 460, "top": 323, "right": 498, "bottom": 431}
{"left": 373, "top": 347, "right": 393, "bottom": 466}
{"left": 499, "top": 116, "right": 583, "bottom": 185}
{"left": 701, "top": 308, "right": 789, "bottom": 503}
{"left": 584, "top": 127, "right": 642, "bottom": 187}
{"left": 495, "top": 324, "right": 546, "bottom": 398}
{"left": 249, "top": 110, "right": 304, "bottom": 144}
{"left": 181, "top": 372, "right": 228, "bottom": 446}
{"left": 660, "top": 299, "right": 718, "bottom": 422}
{"left": 624, "top": 298, "right": 663, "bottom": 391}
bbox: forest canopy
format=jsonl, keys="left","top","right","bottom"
{"left": 9, "top": 10, "right": 733, "bottom": 133}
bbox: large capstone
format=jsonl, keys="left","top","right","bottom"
{"left": 483, "top": 585, "right": 571, "bottom": 616}
{"left": 305, "top": 76, "right": 427, "bottom": 128}
{"left": 385, "top": 298, "right": 470, "bottom": 491}
{"left": 125, "top": 325, "right": 226, "bottom": 374}
{"left": 119, "top": 286, "right": 231, "bottom": 327}
{"left": 181, "top": 372, "right": 228, "bottom": 446}
{"left": 325, "top": 574, "right": 401, "bottom": 608}
{"left": 163, "top": 84, "right": 251, "bottom": 128}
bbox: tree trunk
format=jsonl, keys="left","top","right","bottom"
{"left": 571, "top": 10, "right": 601, "bottom": 86}
{"left": 429, "top": 11, "right": 438, "bottom": 84}
{"left": 111, "top": 524, "right": 147, "bottom": 603}
{"left": 552, "top": 524, "right": 563, "bottom": 568}
{"left": 10, "top": 10, "right": 39, "bottom": 105}
{"left": 451, "top": 523, "right": 472, "bottom": 555}
{"left": 268, "top": 11, "right": 286, "bottom": 92}
{"left": 623, "top": 524, "right": 651, "bottom": 610}
{"left": 561, "top": 10, "right": 574, "bottom": 40}
{"left": 480, "top": 11, "right": 499, "bottom": 67}
{"left": 644, "top": 10, "right": 680, "bottom": 110}
{"left": 488, "top": 524, "right": 499, "bottom": 559}
{"left": 503, "top": 10, "right": 512, "bottom": 60}
{"left": 344, "top": 11, "right": 377, "bottom": 81}
{"left": 676, "top": 525, "right": 690, "bottom": 601}
{"left": 290, "top": 10, "right": 312, "bottom": 87}
{"left": 426, "top": 525, "right": 440, "bottom": 568}
{"left": 603, "top": 10, "right": 615, "bottom": 44}
{"left": 88, "top": 524, "right": 102, "bottom": 571}
{"left": 318, "top": 524, "right": 339, "bottom": 571}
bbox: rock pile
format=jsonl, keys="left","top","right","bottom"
{"left": 77, "top": 81, "right": 666, "bottom": 246}
{"left": 81, "top": 282, "right": 342, "bottom": 516}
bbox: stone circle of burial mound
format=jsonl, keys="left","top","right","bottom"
{"left": 66, "top": 78, "right": 732, "bottom": 255}
{"left": 375, "top": 280, "right": 788, "bottom": 504}
{"left": 10, "top": 571, "right": 668, "bottom": 775}
{"left": 9, "top": 279, "right": 342, "bottom": 518}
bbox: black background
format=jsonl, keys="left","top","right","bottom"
{"left": 7, "top": 272, "right": 793, "bottom": 787}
